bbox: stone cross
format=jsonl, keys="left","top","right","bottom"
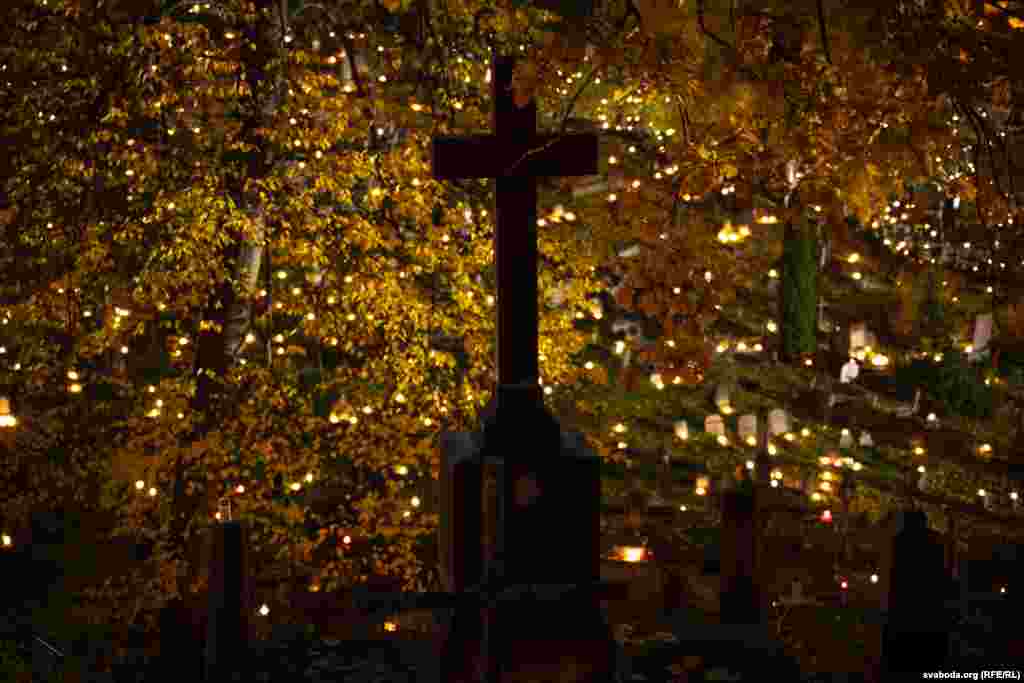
{"left": 432, "top": 52, "right": 608, "bottom": 683}
{"left": 433, "top": 52, "right": 598, "bottom": 388}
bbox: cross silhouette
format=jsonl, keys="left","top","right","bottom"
{"left": 431, "top": 51, "right": 602, "bottom": 683}
{"left": 432, "top": 51, "right": 599, "bottom": 388}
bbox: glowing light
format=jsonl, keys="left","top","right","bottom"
{"left": 696, "top": 476, "right": 710, "bottom": 495}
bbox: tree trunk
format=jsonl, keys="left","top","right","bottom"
{"left": 168, "top": 0, "right": 289, "bottom": 593}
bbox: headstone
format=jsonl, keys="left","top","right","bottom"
{"left": 840, "top": 358, "right": 860, "bottom": 384}
{"left": 973, "top": 313, "right": 993, "bottom": 352}
{"left": 881, "top": 510, "right": 949, "bottom": 676}
{"left": 439, "top": 432, "right": 484, "bottom": 594}
{"left": 850, "top": 322, "right": 867, "bottom": 350}
{"left": 767, "top": 409, "right": 788, "bottom": 436}
{"left": 859, "top": 432, "right": 873, "bottom": 448}
{"left": 433, "top": 52, "right": 614, "bottom": 683}
{"left": 705, "top": 414, "right": 725, "bottom": 437}
{"left": 738, "top": 414, "right": 758, "bottom": 444}
{"left": 204, "top": 520, "right": 250, "bottom": 682}
{"left": 159, "top": 597, "right": 202, "bottom": 679}
{"left": 719, "top": 490, "right": 761, "bottom": 624}
{"left": 839, "top": 429, "right": 854, "bottom": 449}
{"left": 674, "top": 420, "right": 689, "bottom": 441}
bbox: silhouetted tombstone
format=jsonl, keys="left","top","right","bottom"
{"left": 160, "top": 597, "right": 201, "bottom": 679}
{"left": 973, "top": 313, "right": 993, "bottom": 353}
{"left": 205, "top": 520, "right": 250, "bottom": 682}
{"left": 738, "top": 414, "right": 757, "bottom": 444}
{"left": 719, "top": 489, "right": 760, "bottom": 625}
{"left": 880, "top": 510, "right": 948, "bottom": 675}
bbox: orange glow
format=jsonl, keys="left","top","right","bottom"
{"left": 619, "top": 546, "right": 648, "bottom": 562}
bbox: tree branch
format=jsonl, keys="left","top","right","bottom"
{"left": 815, "top": 0, "right": 833, "bottom": 65}
{"left": 696, "top": 0, "right": 735, "bottom": 53}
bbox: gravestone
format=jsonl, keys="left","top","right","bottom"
{"left": 204, "top": 520, "right": 251, "bottom": 682}
{"left": 674, "top": 419, "right": 689, "bottom": 441}
{"left": 705, "top": 414, "right": 725, "bottom": 437}
{"left": 880, "top": 510, "right": 949, "bottom": 676}
{"left": 767, "top": 409, "right": 788, "bottom": 436}
{"left": 859, "top": 431, "right": 873, "bottom": 447}
{"left": 719, "top": 489, "right": 761, "bottom": 624}
{"left": 973, "top": 313, "right": 993, "bottom": 352}
{"left": 840, "top": 429, "right": 854, "bottom": 449}
{"left": 159, "top": 597, "right": 202, "bottom": 679}
{"left": 840, "top": 357, "right": 859, "bottom": 384}
{"left": 738, "top": 414, "right": 757, "bottom": 444}
{"left": 433, "top": 51, "right": 614, "bottom": 683}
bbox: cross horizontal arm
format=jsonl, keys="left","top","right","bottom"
{"left": 432, "top": 134, "right": 599, "bottom": 179}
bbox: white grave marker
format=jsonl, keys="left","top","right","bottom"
{"left": 840, "top": 429, "right": 854, "bottom": 449}
{"left": 674, "top": 420, "right": 689, "bottom": 441}
{"left": 705, "top": 414, "right": 725, "bottom": 437}
{"left": 768, "top": 409, "right": 788, "bottom": 436}
{"left": 859, "top": 432, "right": 873, "bottom": 447}
{"left": 973, "top": 313, "right": 993, "bottom": 352}
{"left": 738, "top": 414, "right": 758, "bottom": 443}
{"left": 840, "top": 358, "right": 860, "bottom": 384}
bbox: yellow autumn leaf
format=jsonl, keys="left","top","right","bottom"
{"left": 634, "top": 0, "right": 689, "bottom": 36}
{"left": 1010, "top": 16, "right": 1024, "bottom": 29}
